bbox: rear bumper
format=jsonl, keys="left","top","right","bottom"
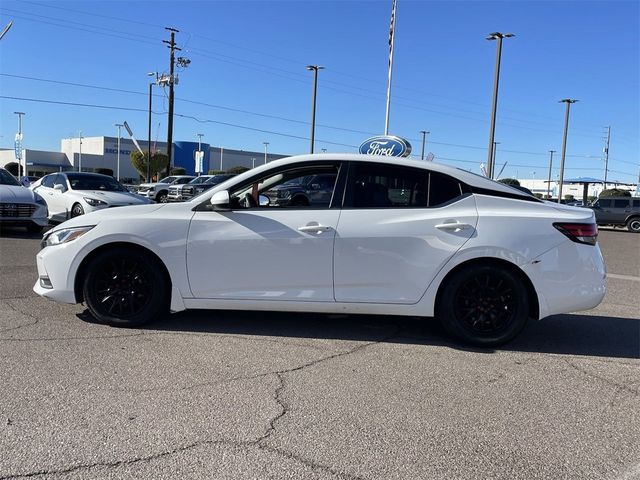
{"left": 522, "top": 240, "right": 606, "bottom": 319}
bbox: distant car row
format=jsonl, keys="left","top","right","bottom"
{"left": 136, "top": 174, "right": 236, "bottom": 203}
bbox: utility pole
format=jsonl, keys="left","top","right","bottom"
{"left": 78, "top": 131, "right": 83, "bottom": 172}
{"left": 114, "top": 124, "right": 124, "bottom": 181}
{"left": 13, "top": 112, "right": 25, "bottom": 177}
{"left": 486, "top": 32, "right": 514, "bottom": 179}
{"left": 546, "top": 150, "right": 555, "bottom": 199}
{"left": 163, "top": 27, "right": 180, "bottom": 177}
{"left": 263, "top": 142, "right": 269, "bottom": 164}
{"left": 557, "top": 99, "right": 578, "bottom": 203}
{"left": 307, "top": 65, "right": 324, "bottom": 153}
{"left": 419, "top": 130, "right": 429, "bottom": 160}
{"left": 147, "top": 72, "right": 157, "bottom": 183}
{"left": 492, "top": 141, "right": 500, "bottom": 173}
{"left": 603, "top": 125, "right": 611, "bottom": 186}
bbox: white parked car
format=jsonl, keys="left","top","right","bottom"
{"left": 0, "top": 168, "right": 48, "bottom": 233}
{"left": 33, "top": 154, "right": 606, "bottom": 346}
{"left": 32, "top": 172, "right": 152, "bottom": 222}
{"left": 137, "top": 175, "right": 196, "bottom": 203}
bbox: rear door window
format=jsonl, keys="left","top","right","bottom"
{"left": 633, "top": 199, "right": 640, "bottom": 208}
{"left": 347, "top": 162, "right": 463, "bottom": 208}
{"left": 614, "top": 199, "right": 630, "bottom": 208}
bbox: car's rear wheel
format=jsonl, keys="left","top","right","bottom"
{"left": 627, "top": 217, "right": 640, "bottom": 233}
{"left": 82, "top": 247, "right": 168, "bottom": 327}
{"left": 71, "top": 203, "right": 85, "bottom": 217}
{"left": 437, "top": 264, "right": 529, "bottom": 347}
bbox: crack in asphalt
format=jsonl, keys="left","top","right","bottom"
{"left": 566, "top": 359, "right": 640, "bottom": 398}
{"left": 0, "top": 300, "right": 40, "bottom": 334}
{"left": 0, "top": 324, "right": 401, "bottom": 479}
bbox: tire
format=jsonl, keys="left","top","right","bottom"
{"left": 290, "top": 196, "right": 309, "bottom": 207}
{"left": 437, "top": 264, "right": 530, "bottom": 347}
{"left": 26, "top": 225, "right": 44, "bottom": 234}
{"left": 156, "top": 191, "right": 168, "bottom": 203}
{"left": 82, "top": 247, "right": 168, "bottom": 327}
{"left": 71, "top": 203, "right": 85, "bottom": 217}
{"left": 627, "top": 217, "right": 640, "bottom": 233}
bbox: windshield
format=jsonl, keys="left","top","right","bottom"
{"left": 188, "top": 176, "right": 210, "bottom": 185}
{"left": 0, "top": 169, "right": 21, "bottom": 186}
{"left": 158, "top": 176, "right": 177, "bottom": 184}
{"left": 67, "top": 174, "right": 128, "bottom": 192}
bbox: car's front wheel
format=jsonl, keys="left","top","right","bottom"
{"left": 82, "top": 247, "right": 168, "bottom": 327}
{"left": 156, "top": 191, "right": 168, "bottom": 203}
{"left": 627, "top": 217, "right": 640, "bottom": 233}
{"left": 71, "top": 203, "right": 85, "bottom": 217}
{"left": 437, "top": 264, "right": 530, "bottom": 347}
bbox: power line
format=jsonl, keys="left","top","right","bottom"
{"left": 3, "top": 5, "right": 608, "bottom": 137}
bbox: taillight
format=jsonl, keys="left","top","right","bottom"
{"left": 553, "top": 222, "right": 598, "bottom": 245}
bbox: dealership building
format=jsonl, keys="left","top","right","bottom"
{"left": 0, "top": 136, "right": 286, "bottom": 183}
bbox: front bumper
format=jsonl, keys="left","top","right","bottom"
{"left": 33, "top": 246, "right": 78, "bottom": 304}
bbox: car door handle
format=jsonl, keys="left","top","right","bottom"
{"left": 435, "top": 222, "right": 472, "bottom": 231}
{"left": 298, "top": 224, "right": 332, "bottom": 233}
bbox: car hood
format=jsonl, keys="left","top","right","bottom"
{"left": 78, "top": 190, "right": 151, "bottom": 204}
{"left": 48, "top": 203, "right": 166, "bottom": 231}
{"left": 139, "top": 182, "right": 169, "bottom": 188}
{"left": 0, "top": 185, "right": 37, "bottom": 203}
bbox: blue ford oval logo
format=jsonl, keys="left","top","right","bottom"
{"left": 359, "top": 135, "right": 412, "bottom": 157}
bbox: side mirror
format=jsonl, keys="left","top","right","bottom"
{"left": 258, "top": 194, "right": 270, "bottom": 207}
{"left": 53, "top": 184, "right": 65, "bottom": 192}
{"left": 310, "top": 183, "right": 320, "bottom": 190}
{"left": 210, "top": 190, "right": 230, "bottom": 210}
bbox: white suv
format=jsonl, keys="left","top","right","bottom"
{"left": 137, "top": 175, "right": 195, "bottom": 203}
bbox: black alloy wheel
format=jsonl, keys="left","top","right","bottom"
{"left": 627, "top": 217, "right": 640, "bottom": 233}
{"left": 437, "top": 265, "right": 529, "bottom": 347}
{"left": 71, "top": 203, "right": 85, "bottom": 217}
{"left": 83, "top": 247, "right": 168, "bottom": 327}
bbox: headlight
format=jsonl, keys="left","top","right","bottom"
{"left": 83, "top": 197, "right": 108, "bottom": 207}
{"left": 43, "top": 226, "right": 94, "bottom": 247}
{"left": 34, "top": 193, "right": 47, "bottom": 206}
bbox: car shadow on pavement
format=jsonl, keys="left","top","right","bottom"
{"left": 0, "top": 226, "right": 50, "bottom": 239}
{"left": 79, "top": 308, "right": 640, "bottom": 360}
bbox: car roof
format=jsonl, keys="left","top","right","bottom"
{"left": 238, "top": 153, "right": 528, "bottom": 196}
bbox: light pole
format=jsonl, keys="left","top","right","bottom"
{"left": 486, "top": 32, "right": 514, "bottom": 179}
{"left": 419, "top": 130, "right": 430, "bottom": 160}
{"left": 147, "top": 72, "right": 157, "bottom": 183}
{"left": 13, "top": 112, "right": 25, "bottom": 177}
{"left": 306, "top": 65, "right": 324, "bottom": 153}
{"left": 78, "top": 131, "right": 83, "bottom": 172}
{"left": 196, "top": 133, "right": 204, "bottom": 176}
{"left": 251, "top": 157, "right": 256, "bottom": 169}
{"left": 557, "top": 99, "right": 578, "bottom": 203}
{"left": 546, "top": 150, "right": 555, "bottom": 199}
{"left": 263, "top": 142, "right": 269, "bottom": 164}
{"left": 114, "top": 123, "right": 124, "bottom": 181}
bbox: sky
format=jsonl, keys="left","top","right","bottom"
{"left": 0, "top": 0, "right": 638, "bottom": 181}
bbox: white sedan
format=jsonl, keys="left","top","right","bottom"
{"left": 32, "top": 172, "right": 152, "bottom": 222}
{"left": 33, "top": 154, "right": 606, "bottom": 346}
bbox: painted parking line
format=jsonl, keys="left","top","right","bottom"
{"left": 607, "top": 273, "right": 640, "bottom": 282}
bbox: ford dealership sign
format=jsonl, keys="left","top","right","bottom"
{"left": 359, "top": 135, "right": 412, "bottom": 157}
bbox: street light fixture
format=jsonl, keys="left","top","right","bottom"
{"left": 557, "top": 99, "right": 578, "bottom": 203}
{"left": 306, "top": 65, "right": 324, "bottom": 154}
{"left": 486, "top": 32, "right": 514, "bottom": 179}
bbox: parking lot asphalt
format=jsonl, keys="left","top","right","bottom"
{"left": 0, "top": 228, "right": 638, "bottom": 480}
